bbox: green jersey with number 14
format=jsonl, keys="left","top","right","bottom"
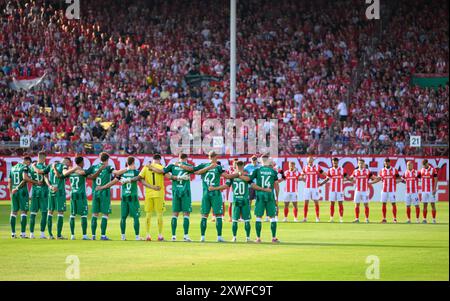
{"left": 250, "top": 165, "right": 277, "bottom": 191}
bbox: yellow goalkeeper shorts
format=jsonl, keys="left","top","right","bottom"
{"left": 144, "top": 197, "right": 165, "bottom": 213}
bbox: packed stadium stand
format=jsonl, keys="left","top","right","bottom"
{"left": 0, "top": 0, "right": 448, "bottom": 156}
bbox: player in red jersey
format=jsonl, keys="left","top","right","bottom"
{"left": 419, "top": 159, "right": 438, "bottom": 224}
{"left": 349, "top": 159, "right": 377, "bottom": 223}
{"left": 281, "top": 162, "right": 301, "bottom": 222}
{"left": 319, "top": 158, "right": 350, "bottom": 223}
{"left": 300, "top": 156, "right": 324, "bottom": 222}
{"left": 370, "top": 158, "right": 402, "bottom": 223}
{"left": 401, "top": 161, "right": 421, "bottom": 224}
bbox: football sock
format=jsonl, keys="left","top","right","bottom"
{"left": 57, "top": 214, "right": 64, "bottom": 237}
{"left": 183, "top": 216, "right": 190, "bottom": 235}
{"left": 157, "top": 213, "right": 163, "bottom": 235}
{"left": 81, "top": 216, "right": 87, "bottom": 235}
{"left": 216, "top": 216, "right": 223, "bottom": 236}
{"left": 255, "top": 218, "right": 262, "bottom": 238}
{"left": 293, "top": 207, "right": 298, "bottom": 219}
{"left": 244, "top": 221, "right": 251, "bottom": 237}
{"left": 30, "top": 213, "right": 36, "bottom": 233}
{"left": 70, "top": 216, "right": 75, "bottom": 235}
{"left": 171, "top": 216, "right": 177, "bottom": 236}
{"left": 423, "top": 208, "right": 428, "bottom": 219}
{"left": 303, "top": 203, "right": 309, "bottom": 218}
{"left": 100, "top": 216, "right": 108, "bottom": 236}
{"left": 91, "top": 216, "right": 98, "bottom": 236}
{"left": 330, "top": 203, "right": 335, "bottom": 217}
{"left": 146, "top": 213, "right": 151, "bottom": 235}
{"left": 270, "top": 219, "right": 277, "bottom": 238}
{"left": 120, "top": 217, "right": 126, "bottom": 235}
{"left": 406, "top": 207, "right": 411, "bottom": 219}
{"left": 40, "top": 211, "right": 47, "bottom": 232}
{"left": 355, "top": 206, "right": 360, "bottom": 219}
{"left": 47, "top": 214, "right": 53, "bottom": 236}
{"left": 228, "top": 204, "right": 232, "bottom": 219}
{"left": 315, "top": 203, "right": 320, "bottom": 218}
{"left": 133, "top": 217, "right": 140, "bottom": 236}
{"left": 20, "top": 214, "right": 27, "bottom": 234}
{"left": 338, "top": 203, "right": 344, "bottom": 217}
{"left": 364, "top": 206, "right": 370, "bottom": 218}
{"left": 10, "top": 214, "right": 16, "bottom": 234}
{"left": 232, "top": 221, "right": 238, "bottom": 236}
{"left": 284, "top": 207, "right": 289, "bottom": 218}
{"left": 382, "top": 203, "right": 387, "bottom": 219}
{"left": 415, "top": 207, "right": 420, "bottom": 219}
{"left": 200, "top": 217, "right": 207, "bottom": 236}
{"left": 432, "top": 209, "right": 437, "bottom": 219}
{"left": 392, "top": 204, "right": 397, "bottom": 219}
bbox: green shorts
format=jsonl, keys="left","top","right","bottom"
{"left": 201, "top": 190, "right": 223, "bottom": 215}
{"left": 30, "top": 189, "right": 48, "bottom": 213}
{"left": 48, "top": 190, "right": 67, "bottom": 212}
{"left": 232, "top": 199, "right": 251, "bottom": 221}
{"left": 11, "top": 189, "right": 29, "bottom": 212}
{"left": 92, "top": 190, "right": 111, "bottom": 215}
{"left": 70, "top": 192, "right": 88, "bottom": 216}
{"left": 121, "top": 195, "right": 141, "bottom": 218}
{"left": 172, "top": 189, "right": 192, "bottom": 213}
{"left": 254, "top": 192, "right": 277, "bottom": 217}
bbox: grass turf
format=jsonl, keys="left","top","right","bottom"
{"left": 0, "top": 201, "right": 448, "bottom": 281}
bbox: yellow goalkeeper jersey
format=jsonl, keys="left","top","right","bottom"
{"left": 139, "top": 163, "right": 165, "bottom": 199}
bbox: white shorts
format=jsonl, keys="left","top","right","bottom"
{"left": 283, "top": 192, "right": 298, "bottom": 202}
{"left": 381, "top": 192, "right": 396, "bottom": 203}
{"left": 354, "top": 191, "right": 369, "bottom": 204}
{"left": 421, "top": 192, "right": 436, "bottom": 203}
{"left": 304, "top": 188, "right": 319, "bottom": 201}
{"left": 405, "top": 193, "right": 419, "bottom": 206}
{"left": 329, "top": 191, "right": 343, "bottom": 202}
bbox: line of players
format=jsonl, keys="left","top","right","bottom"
{"left": 8, "top": 151, "right": 282, "bottom": 242}
{"left": 279, "top": 157, "right": 438, "bottom": 224}
{"left": 7, "top": 152, "right": 438, "bottom": 243}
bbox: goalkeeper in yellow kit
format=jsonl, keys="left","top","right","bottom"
{"left": 139, "top": 154, "right": 166, "bottom": 241}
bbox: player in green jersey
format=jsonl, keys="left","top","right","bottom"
{"left": 90, "top": 152, "right": 128, "bottom": 241}
{"left": 179, "top": 151, "right": 240, "bottom": 242}
{"left": 9, "top": 156, "right": 43, "bottom": 239}
{"left": 249, "top": 155, "right": 282, "bottom": 243}
{"left": 147, "top": 153, "right": 195, "bottom": 242}
{"left": 29, "top": 152, "right": 51, "bottom": 239}
{"left": 96, "top": 156, "right": 160, "bottom": 241}
{"left": 43, "top": 158, "right": 81, "bottom": 240}
{"left": 208, "top": 161, "right": 272, "bottom": 242}
{"left": 68, "top": 156, "right": 106, "bottom": 240}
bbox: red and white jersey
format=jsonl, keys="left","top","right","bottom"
{"left": 302, "top": 165, "right": 323, "bottom": 189}
{"left": 222, "top": 166, "right": 236, "bottom": 185}
{"left": 403, "top": 169, "right": 419, "bottom": 194}
{"left": 420, "top": 166, "right": 438, "bottom": 193}
{"left": 326, "top": 167, "right": 346, "bottom": 192}
{"left": 379, "top": 167, "right": 399, "bottom": 193}
{"left": 352, "top": 168, "right": 371, "bottom": 192}
{"left": 284, "top": 170, "right": 300, "bottom": 193}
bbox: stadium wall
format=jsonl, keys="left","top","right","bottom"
{"left": 0, "top": 155, "right": 448, "bottom": 202}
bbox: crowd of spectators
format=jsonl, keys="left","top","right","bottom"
{"left": 0, "top": 0, "right": 448, "bottom": 156}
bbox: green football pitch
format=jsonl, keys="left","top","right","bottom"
{"left": 0, "top": 202, "right": 448, "bottom": 281}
